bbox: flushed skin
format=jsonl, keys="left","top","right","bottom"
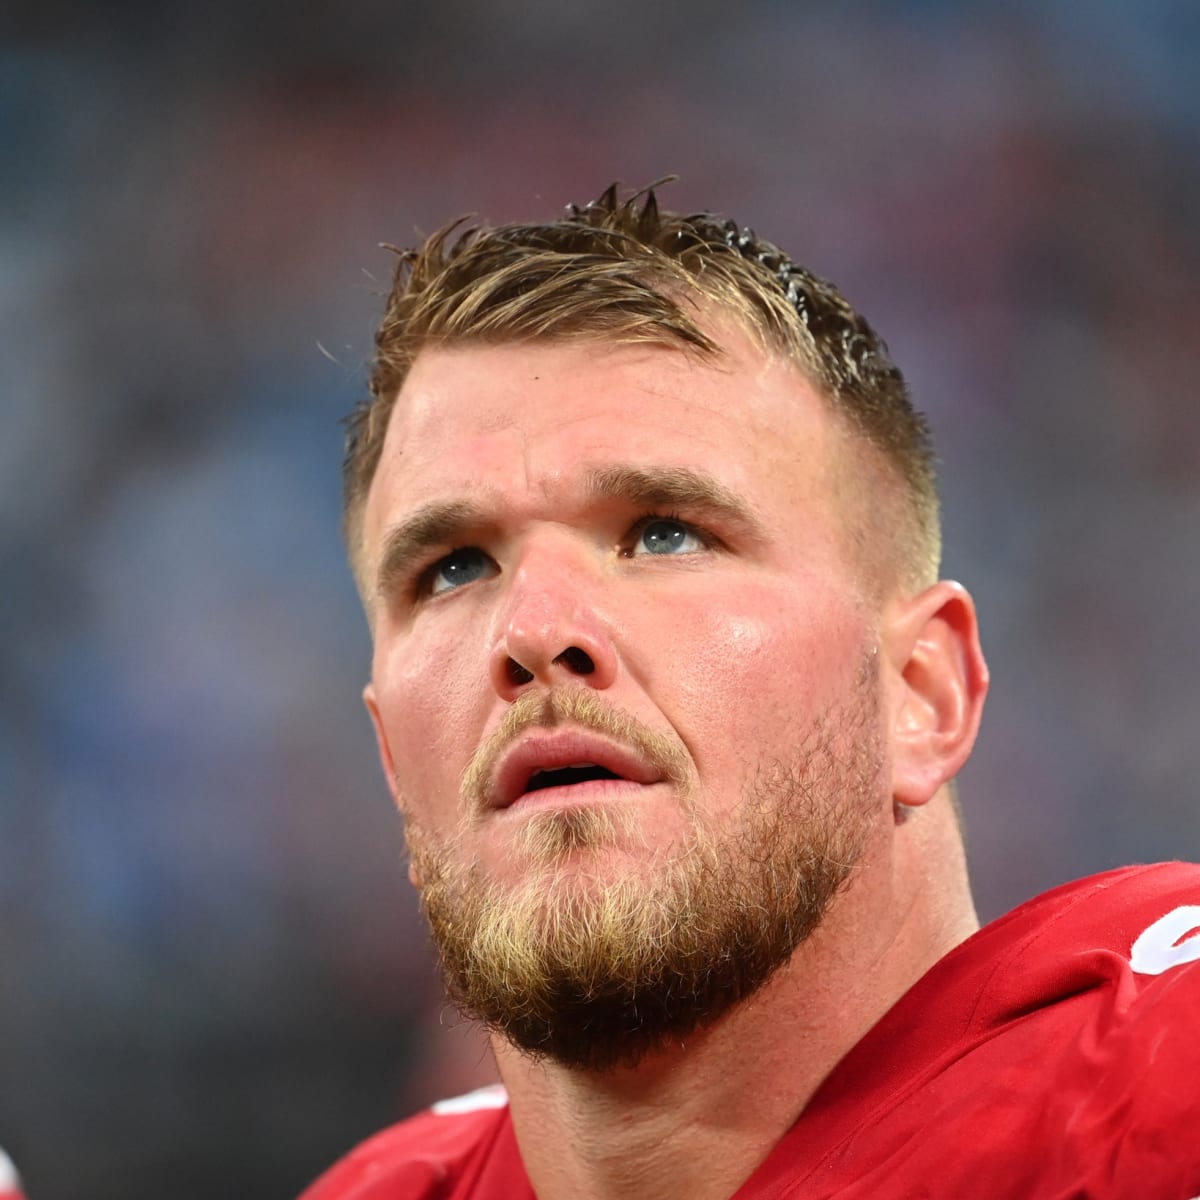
{"left": 364, "top": 329, "right": 903, "bottom": 880}
{"left": 353, "top": 324, "right": 989, "bottom": 1199}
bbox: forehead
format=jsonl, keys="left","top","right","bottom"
{"left": 361, "top": 329, "right": 848, "bottom": 554}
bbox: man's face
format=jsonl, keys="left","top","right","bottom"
{"left": 361, "top": 325, "right": 892, "bottom": 1067}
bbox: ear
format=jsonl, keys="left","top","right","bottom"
{"left": 883, "top": 580, "right": 989, "bottom": 808}
{"left": 363, "top": 682, "right": 422, "bottom": 888}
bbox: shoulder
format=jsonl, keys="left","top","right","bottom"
{"left": 949, "top": 860, "right": 1200, "bottom": 990}
{"left": 1004, "top": 860, "right": 1200, "bottom": 1043}
{"left": 932, "top": 863, "right": 1200, "bottom": 1191}
{"left": 989, "top": 859, "right": 1200, "bottom": 937}
{"left": 298, "top": 1085, "right": 516, "bottom": 1200}
{"left": 756, "top": 866, "right": 1200, "bottom": 1197}
{"left": 951, "top": 862, "right": 1200, "bottom": 1068}
{"left": 977, "top": 864, "right": 1200, "bottom": 1189}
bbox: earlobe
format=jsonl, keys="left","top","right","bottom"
{"left": 885, "top": 581, "right": 989, "bottom": 808}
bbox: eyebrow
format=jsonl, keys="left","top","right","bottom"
{"left": 585, "top": 465, "right": 766, "bottom": 538}
{"left": 374, "top": 465, "right": 766, "bottom": 599}
{"left": 375, "top": 500, "right": 489, "bottom": 599}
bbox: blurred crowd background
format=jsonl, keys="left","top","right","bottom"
{"left": 3, "top": 1, "right": 1199, "bottom": 1196}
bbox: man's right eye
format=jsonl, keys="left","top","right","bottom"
{"left": 426, "top": 548, "right": 498, "bottom": 596}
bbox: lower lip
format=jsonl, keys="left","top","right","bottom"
{"left": 503, "top": 778, "right": 654, "bottom": 812}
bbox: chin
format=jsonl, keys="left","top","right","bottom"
{"left": 486, "top": 799, "right": 651, "bottom": 866}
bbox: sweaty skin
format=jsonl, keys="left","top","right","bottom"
{"left": 359, "top": 326, "right": 987, "bottom": 1200}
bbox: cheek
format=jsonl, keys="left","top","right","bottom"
{"left": 371, "top": 624, "right": 485, "bottom": 827}
{"left": 658, "top": 582, "right": 867, "bottom": 774}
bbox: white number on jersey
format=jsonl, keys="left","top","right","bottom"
{"left": 1130, "top": 905, "right": 1200, "bottom": 976}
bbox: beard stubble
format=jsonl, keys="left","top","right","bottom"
{"left": 405, "top": 670, "right": 883, "bottom": 1073}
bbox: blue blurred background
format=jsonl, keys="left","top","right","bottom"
{"left": 3, "top": 2, "right": 1199, "bottom": 1196}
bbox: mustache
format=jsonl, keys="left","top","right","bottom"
{"left": 460, "top": 685, "right": 693, "bottom": 812}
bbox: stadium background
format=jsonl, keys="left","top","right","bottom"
{"left": 3, "top": 2, "right": 1199, "bottom": 1196}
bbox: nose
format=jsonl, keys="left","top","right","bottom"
{"left": 488, "top": 538, "right": 619, "bottom": 700}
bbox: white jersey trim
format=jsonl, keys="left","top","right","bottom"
{"left": 431, "top": 1083, "right": 509, "bottom": 1116}
{"left": 0, "top": 1145, "right": 19, "bottom": 1191}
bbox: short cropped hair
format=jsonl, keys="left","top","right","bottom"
{"left": 344, "top": 184, "right": 940, "bottom": 592}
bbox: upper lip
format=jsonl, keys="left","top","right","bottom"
{"left": 488, "top": 729, "right": 666, "bottom": 809}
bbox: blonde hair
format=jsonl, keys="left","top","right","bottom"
{"left": 344, "top": 183, "right": 940, "bottom": 588}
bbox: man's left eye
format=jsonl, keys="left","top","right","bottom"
{"left": 630, "top": 518, "right": 706, "bottom": 557}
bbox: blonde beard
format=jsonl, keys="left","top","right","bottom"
{"left": 405, "top": 671, "right": 882, "bottom": 1072}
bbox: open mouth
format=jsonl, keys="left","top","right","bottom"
{"left": 488, "top": 731, "right": 667, "bottom": 810}
{"left": 524, "top": 764, "right": 623, "bottom": 793}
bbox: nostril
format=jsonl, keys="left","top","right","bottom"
{"left": 506, "top": 658, "right": 535, "bottom": 685}
{"left": 555, "top": 646, "right": 595, "bottom": 675}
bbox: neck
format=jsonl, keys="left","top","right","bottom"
{"left": 495, "top": 798, "right": 977, "bottom": 1200}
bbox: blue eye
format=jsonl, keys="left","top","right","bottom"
{"left": 633, "top": 518, "right": 705, "bottom": 556}
{"left": 428, "top": 548, "right": 496, "bottom": 595}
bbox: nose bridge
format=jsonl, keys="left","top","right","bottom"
{"left": 502, "top": 528, "right": 594, "bottom": 648}
{"left": 490, "top": 525, "right": 615, "bottom": 692}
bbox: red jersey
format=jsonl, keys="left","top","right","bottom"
{"left": 300, "top": 864, "right": 1200, "bottom": 1199}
